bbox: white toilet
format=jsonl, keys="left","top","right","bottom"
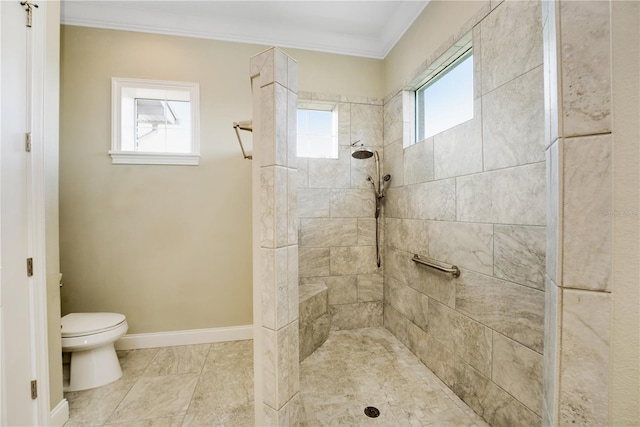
{"left": 61, "top": 312, "right": 128, "bottom": 392}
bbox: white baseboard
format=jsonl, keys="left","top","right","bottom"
{"left": 50, "top": 398, "right": 69, "bottom": 427}
{"left": 114, "top": 325, "right": 253, "bottom": 350}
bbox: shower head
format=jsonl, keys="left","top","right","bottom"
{"left": 352, "top": 146, "right": 374, "bottom": 159}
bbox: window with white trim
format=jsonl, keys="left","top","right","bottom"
{"left": 297, "top": 102, "right": 338, "bottom": 159}
{"left": 111, "top": 78, "right": 200, "bottom": 165}
{"left": 414, "top": 33, "right": 474, "bottom": 143}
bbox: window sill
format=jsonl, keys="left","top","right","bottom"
{"left": 109, "top": 151, "right": 200, "bottom": 166}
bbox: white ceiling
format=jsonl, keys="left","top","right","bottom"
{"left": 60, "top": 1, "right": 429, "bottom": 59}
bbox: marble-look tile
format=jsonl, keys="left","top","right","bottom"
{"left": 480, "top": 0, "right": 543, "bottom": 94}
{"left": 261, "top": 247, "right": 287, "bottom": 329}
{"left": 453, "top": 359, "right": 541, "bottom": 427}
{"left": 427, "top": 299, "right": 492, "bottom": 377}
{"left": 542, "top": 0, "right": 560, "bottom": 146}
{"left": 543, "top": 276, "right": 561, "bottom": 427}
{"left": 329, "top": 301, "right": 383, "bottom": 330}
{"left": 322, "top": 275, "right": 357, "bottom": 305}
{"left": 308, "top": 146, "right": 351, "bottom": 189}
{"left": 104, "top": 413, "right": 186, "bottom": 427}
{"left": 482, "top": 66, "right": 545, "bottom": 171}
{"left": 404, "top": 138, "right": 434, "bottom": 184}
{"left": 117, "top": 348, "right": 159, "bottom": 379}
{"left": 494, "top": 225, "right": 546, "bottom": 290}
{"left": 298, "top": 247, "right": 330, "bottom": 278}
{"left": 384, "top": 139, "right": 404, "bottom": 188}
{"left": 425, "top": 333, "right": 456, "bottom": 389}
{"left": 350, "top": 103, "right": 383, "bottom": 148}
{"left": 202, "top": 340, "right": 253, "bottom": 376}
{"left": 65, "top": 378, "right": 137, "bottom": 424}
{"left": 456, "top": 269, "right": 544, "bottom": 352}
{"left": 562, "top": 135, "right": 612, "bottom": 291}
{"left": 190, "top": 368, "right": 253, "bottom": 415}
{"left": 559, "top": 289, "right": 610, "bottom": 426}
{"left": 385, "top": 246, "right": 456, "bottom": 308}
{"left": 287, "top": 56, "right": 297, "bottom": 93}
{"left": 329, "top": 246, "right": 378, "bottom": 275}
{"left": 330, "top": 189, "right": 375, "bottom": 218}
{"left": 259, "top": 83, "right": 288, "bottom": 167}
{"left": 385, "top": 276, "right": 429, "bottom": 331}
{"left": 409, "top": 179, "right": 457, "bottom": 221}
{"left": 299, "top": 283, "right": 327, "bottom": 328}
{"left": 301, "top": 328, "right": 488, "bottom": 427}
{"left": 297, "top": 157, "right": 309, "bottom": 188}
{"left": 337, "top": 102, "right": 351, "bottom": 146}
{"left": 357, "top": 218, "right": 376, "bottom": 246}
{"left": 545, "top": 140, "right": 560, "bottom": 282}
{"left": 109, "top": 374, "right": 199, "bottom": 423}
{"left": 428, "top": 221, "right": 493, "bottom": 275}
{"left": 357, "top": 274, "right": 383, "bottom": 302}
{"left": 384, "top": 92, "right": 403, "bottom": 146}
{"left": 456, "top": 162, "right": 545, "bottom": 226}
{"left": 298, "top": 188, "right": 330, "bottom": 218}
{"left": 260, "top": 166, "right": 288, "bottom": 248}
{"left": 385, "top": 218, "right": 429, "bottom": 256}
{"left": 559, "top": 0, "right": 611, "bottom": 136}
{"left": 434, "top": 99, "right": 483, "bottom": 179}
{"left": 384, "top": 186, "right": 409, "bottom": 219}
{"left": 472, "top": 25, "right": 482, "bottom": 99}
{"left": 250, "top": 48, "right": 274, "bottom": 83}
{"left": 492, "top": 333, "right": 543, "bottom": 416}
{"left": 183, "top": 404, "right": 253, "bottom": 427}
{"left": 277, "top": 322, "right": 300, "bottom": 409}
{"left": 288, "top": 169, "right": 297, "bottom": 245}
{"left": 143, "top": 344, "right": 209, "bottom": 376}
{"left": 287, "top": 90, "right": 297, "bottom": 169}
{"left": 288, "top": 246, "right": 299, "bottom": 323}
{"left": 299, "top": 218, "right": 358, "bottom": 248}
{"left": 384, "top": 303, "right": 409, "bottom": 347}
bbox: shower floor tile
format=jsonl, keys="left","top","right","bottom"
{"left": 64, "top": 328, "right": 486, "bottom": 426}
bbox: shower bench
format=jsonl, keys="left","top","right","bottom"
{"left": 299, "top": 283, "right": 330, "bottom": 361}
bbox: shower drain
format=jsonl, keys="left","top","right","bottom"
{"left": 364, "top": 406, "right": 380, "bottom": 418}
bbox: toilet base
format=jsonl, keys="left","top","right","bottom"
{"left": 64, "top": 343, "right": 123, "bottom": 392}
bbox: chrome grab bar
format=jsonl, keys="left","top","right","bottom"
{"left": 233, "top": 120, "right": 253, "bottom": 160}
{"left": 412, "top": 254, "right": 460, "bottom": 278}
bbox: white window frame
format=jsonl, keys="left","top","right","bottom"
{"left": 296, "top": 101, "right": 339, "bottom": 159}
{"left": 409, "top": 31, "right": 473, "bottom": 146}
{"left": 110, "top": 77, "right": 200, "bottom": 165}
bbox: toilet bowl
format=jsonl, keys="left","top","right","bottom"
{"left": 61, "top": 312, "right": 128, "bottom": 392}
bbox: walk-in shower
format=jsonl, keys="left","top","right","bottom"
{"left": 351, "top": 140, "right": 390, "bottom": 267}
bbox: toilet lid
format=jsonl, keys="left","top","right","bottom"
{"left": 62, "top": 312, "right": 126, "bottom": 337}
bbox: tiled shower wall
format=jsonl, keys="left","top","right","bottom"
{"left": 383, "top": 2, "right": 546, "bottom": 426}
{"left": 297, "top": 92, "right": 385, "bottom": 330}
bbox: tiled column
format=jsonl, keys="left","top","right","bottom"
{"left": 543, "top": 2, "right": 613, "bottom": 425}
{"left": 250, "top": 48, "right": 300, "bottom": 426}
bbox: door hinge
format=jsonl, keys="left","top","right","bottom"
{"left": 27, "top": 258, "right": 33, "bottom": 277}
{"left": 21, "top": 1, "right": 39, "bottom": 28}
{"left": 30, "top": 380, "right": 37, "bottom": 399}
{"left": 25, "top": 132, "right": 32, "bottom": 152}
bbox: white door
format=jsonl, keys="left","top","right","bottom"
{"left": 1, "top": 1, "right": 38, "bottom": 424}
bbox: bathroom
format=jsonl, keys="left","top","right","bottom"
{"left": 3, "top": 0, "right": 636, "bottom": 425}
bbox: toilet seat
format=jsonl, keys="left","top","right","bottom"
{"left": 62, "top": 312, "right": 126, "bottom": 338}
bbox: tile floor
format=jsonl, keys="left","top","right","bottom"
{"left": 64, "top": 328, "right": 487, "bottom": 426}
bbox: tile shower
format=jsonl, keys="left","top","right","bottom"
{"left": 297, "top": 93, "right": 385, "bottom": 333}
{"left": 381, "top": 1, "right": 546, "bottom": 426}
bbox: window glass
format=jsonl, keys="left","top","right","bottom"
{"left": 111, "top": 78, "right": 199, "bottom": 165}
{"left": 297, "top": 108, "right": 338, "bottom": 159}
{"left": 416, "top": 50, "right": 473, "bottom": 141}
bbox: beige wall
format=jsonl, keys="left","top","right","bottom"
{"left": 610, "top": 1, "right": 640, "bottom": 424}
{"left": 59, "top": 26, "right": 382, "bottom": 334}
{"left": 383, "top": 0, "right": 487, "bottom": 96}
